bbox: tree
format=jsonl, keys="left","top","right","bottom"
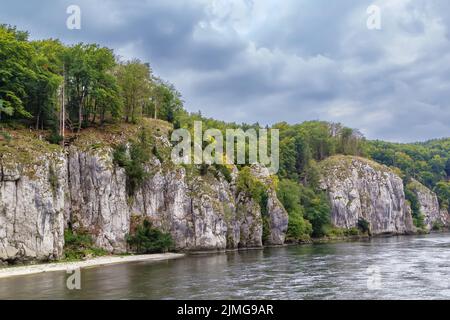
{"left": 147, "top": 80, "right": 184, "bottom": 123}
{"left": 64, "top": 43, "right": 118, "bottom": 131}
{"left": 300, "top": 186, "right": 331, "bottom": 237}
{"left": 435, "top": 181, "right": 450, "bottom": 210}
{"left": 0, "top": 25, "right": 35, "bottom": 120}
{"left": 116, "top": 59, "right": 152, "bottom": 123}
{"left": 277, "top": 179, "right": 312, "bottom": 241}
{"left": 126, "top": 220, "right": 173, "bottom": 253}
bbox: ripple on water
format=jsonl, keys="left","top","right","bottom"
{"left": 1, "top": 233, "right": 450, "bottom": 299}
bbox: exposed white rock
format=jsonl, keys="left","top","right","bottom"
{"left": 320, "top": 156, "right": 415, "bottom": 235}
{"left": 409, "top": 179, "right": 450, "bottom": 231}
{"left": 250, "top": 164, "right": 288, "bottom": 245}
{"left": 0, "top": 154, "right": 66, "bottom": 262}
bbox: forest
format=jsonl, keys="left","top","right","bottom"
{"left": 1, "top": 24, "right": 449, "bottom": 241}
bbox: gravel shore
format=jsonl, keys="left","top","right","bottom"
{"left": 0, "top": 253, "right": 185, "bottom": 279}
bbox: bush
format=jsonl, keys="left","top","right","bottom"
{"left": 300, "top": 186, "right": 331, "bottom": 237}
{"left": 63, "top": 229, "right": 108, "bottom": 261}
{"left": 47, "top": 130, "right": 63, "bottom": 145}
{"left": 213, "top": 164, "right": 233, "bottom": 183}
{"left": 126, "top": 220, "right": 174, "bottom": 254}
{"left": 432, "top": 221, "right": 444, "bottom": 231}
{"left": 0, "top": 131, "right": 12, "bottom": 143}
{"left": 357, "top": 218, "right": 370, "bottom": 234}
{"left": 286, "top": 209, "right": 313, "bottom": 241}
{"left": 237, "top": 167, "right": 271, "bottom": 241}
{"left": 236, "top": 167, "right": 268, "bottom": 207}
{"left": 113, "top": 129, "right": 153, "bottom": 196}
{"left": 344, "top": 227, "right": 360, "bottom": 236}
{"left": 405, "top": 183, "right": 426, "bottom": 229}
{"left": 277, "top": 179, "right": 313, "bottom": 241}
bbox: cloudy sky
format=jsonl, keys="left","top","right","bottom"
{"left": 1, "top": 0, "right": 449, "bottom": 142}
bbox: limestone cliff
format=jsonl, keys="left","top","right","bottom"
{"left": 0, "top": 121, "right": 288, "bottom": 263}
{"left": 319, "top": 155, "right": 415, "bottom": 235}
{"left": 408, "top": 179, "right": 450, "bottom": 231}
{"left": 0, "top": 133, "right": 66, "bottom": 263}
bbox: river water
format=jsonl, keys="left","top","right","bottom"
{"left": 1, "top": 233, "right": 450, "bottom": 300}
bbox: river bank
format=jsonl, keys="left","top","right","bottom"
{"left": 1, "top": 233, "right": 449, "bottom": 299}
{"left": 0, "top": 253, "right": 185, "bottom": 279}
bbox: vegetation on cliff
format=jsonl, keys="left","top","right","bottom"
{"left": 1, "top": 24, "right": 449, "bottom": 249}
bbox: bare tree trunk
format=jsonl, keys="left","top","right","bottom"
{"left": 78, "top": 93, "right": 84, "bottom": 134}
{"left": 61, "top": 65, "right": 65, "bottom": 141}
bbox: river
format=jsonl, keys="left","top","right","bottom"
{"left": 1, "top": 233, "right": 450, "bottom": 300}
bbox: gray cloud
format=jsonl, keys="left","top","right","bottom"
{"left": 0, "top": 0, "right": 449, "bottom": 142}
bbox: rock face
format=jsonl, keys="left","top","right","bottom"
{"left": 0, "top": 154, "right": 66, "bottom": 263}
{"left": 0, "top": 132, "right": 288, "bottom": 264}
{"left": 67, "top": 147, "right": 130, "bottom": 253}
{"left": 249, "top": 165, "right": 288, "bottom": 245}
{"left": 408, "top": 179, "right": 450, "bottom": 231}
{"left": 66, "top": 146, "right": 285, "bottom": 253}
{"left": 320, "top": 156, "right": 415, "bottom": 235}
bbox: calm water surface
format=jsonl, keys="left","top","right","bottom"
{"left": 1, "top": 233, "right": 450, "bottom": 299}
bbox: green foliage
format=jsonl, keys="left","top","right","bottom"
{"left": 435, "top": 181, "right": 450, "bottom": 210}
{"left": 323, "top": 226, "right": 360, "bottom": 238}
{"left": 277, "top": 179, "right": 312, "bottom": 241}
{"left": 47, "top": 129, "right": 63, "bottom": 145}
{"left": 63, "top": 229, "right": 108, "bottom": 261}
{"left": 236, "top": 167, "right": 273, "bottom": 242}
{"left": 116, "top": 59, "right": 152, "bottom": 123}
{"left": 274, "top": 121, "right": 366, "bottom": 184}
{"left": 236, "top": 167, "right": 268, "bottom": 208}
{"left": 113, "top": 129, "right": 153, "bottom": 196}
{"left": 126, "top": 220, "right": 174, "bottom": 254}
{"left": 0, "top": 130, "right": 12, "bottom": 142}
{"left": 213, "top": 164, "right": 233, "bottom": 183}
{"left": 405, "top": 182, "right": 426, "bottom": 229}
{"left": 357, "top": 218, "right": 370, "bottom": 234}
{"left": 367, "top": 139, "right": 450, "bottom": 209}
{"left": 299, "top": 186, "right": 331, "bottom": 237}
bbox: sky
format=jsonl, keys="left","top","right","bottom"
{"left": 1, "top": 0, "right": 449, "bottom": 142}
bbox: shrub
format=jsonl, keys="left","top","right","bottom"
{"left": 405, "top": 182, "right": 426, "bottom": 229}
{"left": 63, "top": 229, "right": 108, "bottom": 261}
{"left": 300, "top": 187, "right": 331, "bottom": 237}
{"left": 113, "top": 129, "right": 153, "bottom": 196}
{"left": 432, "top": 221, "right": 444, "bottom": 231}
{"left": 213, "top": 164, "right": 233, "bottom": 183}
{"left": 0, "top": 131, "right": 12, "bottom": 143}
{"left": 277, "top": 179, "right": 313, "bottom": 241}
{"left": 237, "top": 167, "right": 271, "bottom": 240}
{"left": 357, "top": 218, "right": 370, "bottom": 234}
{"left": 344, "top": 227, "right": 360, "bottom": 236}
{"left": 47, "top": 129, "right": 63, "bottom": 145}
{"left": 286, "top": 209, "right": 313, "bottom": 241}
{"left": 126, "top": 220, "right": 174, "bottom": 254}
{"left": 236, "top": 167, "right": 268, "bottom": 207}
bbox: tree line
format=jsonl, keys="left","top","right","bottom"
{"left": 0, "top": 24, "right": 184, "bottom": 140}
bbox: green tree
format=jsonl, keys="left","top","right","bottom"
{"left": 277, "top": 179, "right": 312, "bottom": 241}
{"left": 126, "top": 220, "right": 173, "bottom": 253}
{"left": 116, "top": 59, "right": 152, "bottom": 123}
{"left": 0, "top": 25, "right": 35, "bottom": 120}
